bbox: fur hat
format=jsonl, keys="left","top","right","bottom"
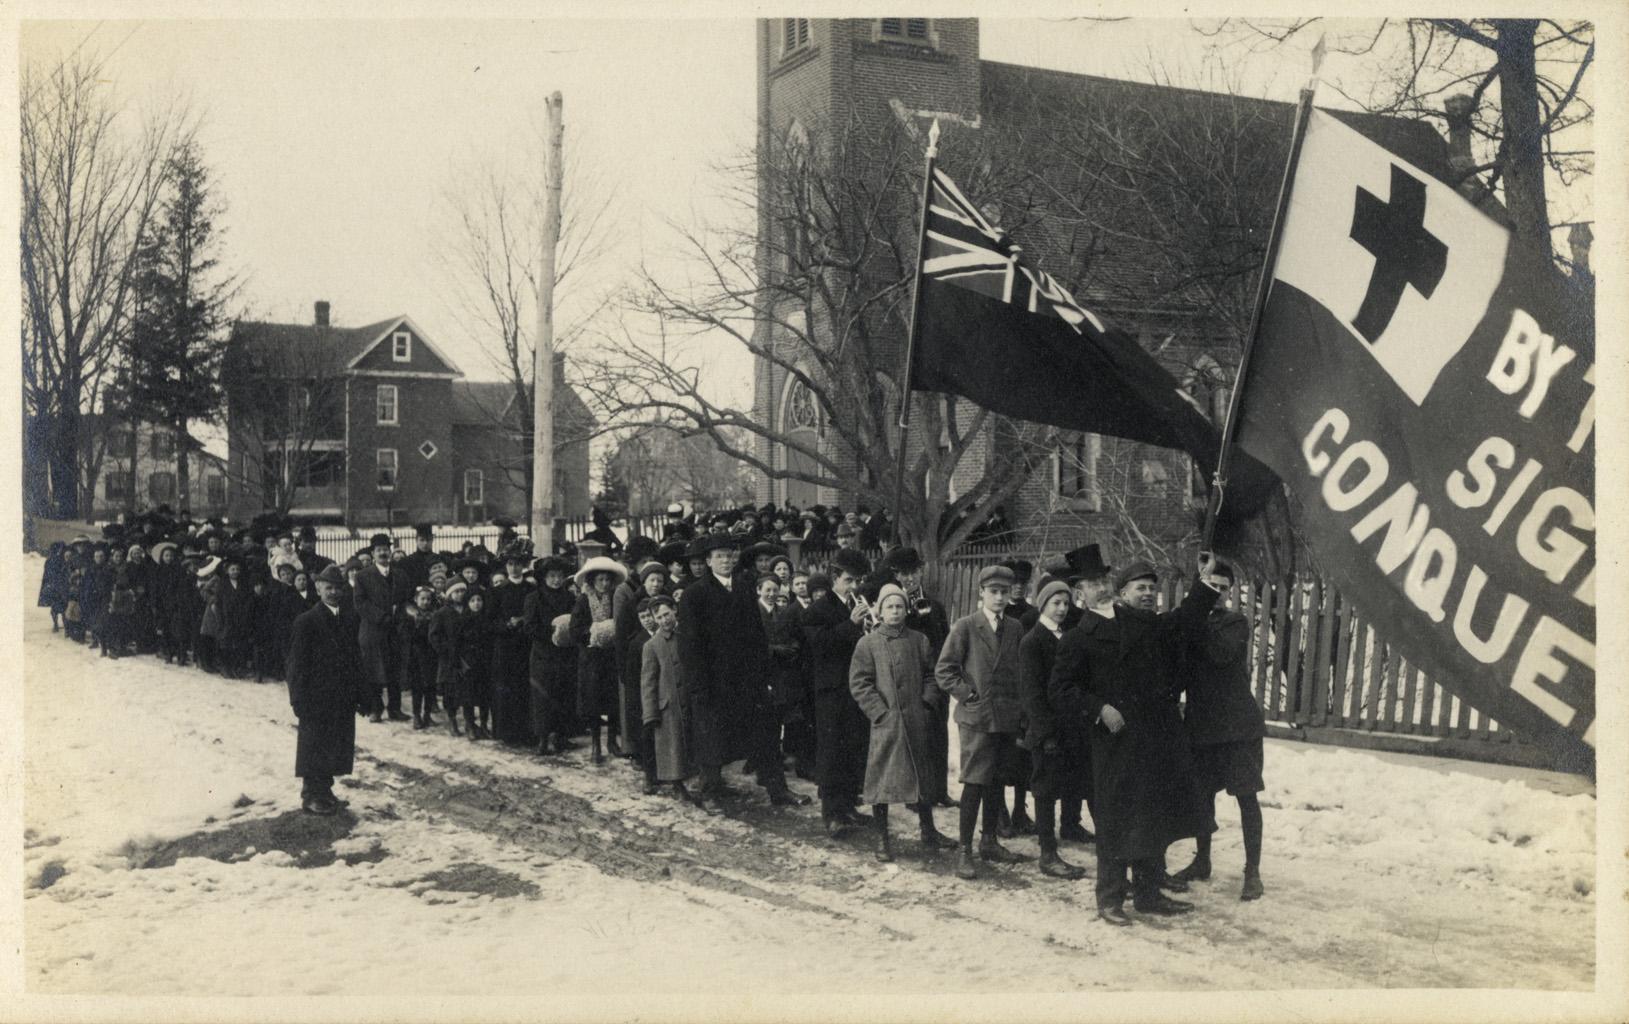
{"left": 831, "top": 548, "right": 871, "bottom": 579}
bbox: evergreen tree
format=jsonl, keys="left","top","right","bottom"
{"left": 123, "top": 140, "right": 236, "bottom": 511}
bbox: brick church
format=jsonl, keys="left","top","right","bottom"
{"left": 747, "top": 17, "right": 1466, "bottom": 563}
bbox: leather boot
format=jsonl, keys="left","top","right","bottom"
{"left": 1038, "top": 845, "right": 1086, "bottom": 880}
{"left": 874, "top": 823, "right": 895, "bottom": 863}
{"left": 591, "top": 728, "right": 604, "bottom": 764}
{"left": 978, "top": 837, "right": 1023, "bottom": 864}
{"left": 1241, "top": 867, "right": 1264, "bottom": 901}
{"left": 1010, "top": 808, "right": 1035, "bottom": 836}
{"left": 1171, "top": 855, "right": 1211, "bottom": 884}
{"left": 919, "top": 824, "right": 957, "bottom": 851}
{"left": 954, "top": 846, "right": 978, "bottom": 880}
{"left": 446, "top": 713, "right": 463, "bottom": 737}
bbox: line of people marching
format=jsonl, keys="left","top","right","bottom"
{"left": 36, "top": 504, "right": 1266, "bottom": 926}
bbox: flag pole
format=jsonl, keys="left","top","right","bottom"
{"left": 890, "top": 119, "right": 940, "bottom": 547}
{"left": 1200, "top": 83, "right": 1318, "bottom": 554}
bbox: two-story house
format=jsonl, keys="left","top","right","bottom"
{"left": 224, "top": 301, "right": 594, "bottom": 526}
{"left": 81, "top": 416, "right": 230, "bottom": 521}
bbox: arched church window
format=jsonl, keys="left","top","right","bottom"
{"left": 786, "top": 377, "right": 821, "bottom": 434}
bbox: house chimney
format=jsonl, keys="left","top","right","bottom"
{"left": 1443, "top": 95, "right": 1477, "bottom": 196}
{"left": 314, "top": 300, "right": 330, "bottom": 327}
{"left": 1568, "top": 223, "right": 1592, "bottom": 278}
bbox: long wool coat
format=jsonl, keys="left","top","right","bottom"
{"left": 676, "top": 571, "right": 773, "bottom": 768}
{"left": 572, "top": 589, "right": 620, "bottom": 719}
{"left": 935, "top": 611, "right": 1025, "bottom": 735}
{"left": 1019, "top": 621, "right": 1091, "bottom": 800}
{"left": 429, "top": 604, "right": 470, "bottom": 706}
{"left": 1184, "top": 609, "right": 1266, "bottom": 747}
{"left": 849, "top": 625, "right": 943, "bottom": 805}
{"left": 1050, "top": 580, "right": 1220, "bottom": 862}
{"left": 284, "top": 602, "right": 363, "bottom": 779}
{"left": 523, "top": 583, "right": 578, "bottom": 715}
{"left": 640, "top": 630, "right": 690, "bottom": 782}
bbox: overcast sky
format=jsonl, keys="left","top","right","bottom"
{"left": 19, "top": 15, "right": 1593, "bottom": 448}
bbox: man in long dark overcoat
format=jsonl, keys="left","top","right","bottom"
{"left": 353, "top": 533, "right": 408, "bottom": 723}
{"left": 801, "top": 547, "right": 874, "bottom": 835}
{"left": 1049, "top": 555, "right": 1222, "bottom": 925}
{"left": 676, "top": 533, "right": 807, "bottom": 813}
{"left": 285, "top": 565, "right": 364, "bottom": 815}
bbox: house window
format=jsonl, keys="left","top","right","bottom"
{"left": 463, "top": 468, "right": 484, "bottom": 505}
{"left": 206, "top": 474, "right": 226, "bottom": 507}
{"left": 879, "top": 17, "right": 930, "bottom": 41}
{"left": 1053, "top": 433, "right": 1101, "bottom": 510}
{"left": 148, "top": 471, "right": 176, "bottom": 503}
{"left": 781, "top": 18, "right": 810, "bottom": 56}
{"left": 392, "top": 331, "right": 412, "bottom": 362}
{"left": 377, "top": 384, "right": 399, "bottom": 425}
{"left": 376, "top": 448, "right": 398, "bottom": 491}
{"left": 107, "top": 428, "right": 135, "bottom": 459}
{"left": 150, "top": 431, "right": 174, "bottom": 459}
{"left": 104, "top": 470, "right": 133, "bottom": 501}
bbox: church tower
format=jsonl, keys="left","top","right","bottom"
{"left": 750, "top": 18, "right": 981, "bottom": 508}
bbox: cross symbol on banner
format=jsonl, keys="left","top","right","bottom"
{"left": 1348, "top": 164, "right": 1448, "bottom": 343}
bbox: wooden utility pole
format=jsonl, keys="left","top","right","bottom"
{"left": 531, "top": 91, "right": 564, "bottom": 553}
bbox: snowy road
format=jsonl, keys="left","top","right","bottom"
{"left": 20, "top": 557, "right": 1595, "bottom": 995}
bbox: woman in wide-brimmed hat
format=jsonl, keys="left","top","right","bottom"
{"left": 571, "top": 556, "right": 627, "bottom": 762}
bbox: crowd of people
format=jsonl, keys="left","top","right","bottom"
{"left": 35, "top": 502, "right": 1266, "bottom": 926}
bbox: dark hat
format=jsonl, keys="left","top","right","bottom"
{"left": 834, "top": 523, "right": 855, "bottom": 538}
{"left": 414, "top": 522, "right": 435, "bottom": 539}
{"left": 369, "top": 532, "right": 393, "bottom": 550}
{"left": 1063, "top": 543, "right": 1112, "bottom": 578}
{"left": 314, "top": 564, "right": 347, "bottom": 587}
{"left": 453, "top": 557, "right": 484, "bottom": 576}
{"left": 298, "top": 525, "right": 318, "bottom": 541}
{"left": 685, "top": 537, "right": 712, "bottom": 560}
{"left": 647, "top": 594, "right": 676, "bottom": 612}
{"left": 831, "top": 548, "right": 870, "bottom": 579}
{"left": 503, "top": 544, "right": 531, "bottom": 565}
{"left": 978, "top": 564, "right": 1017, "bottom": 589}
{"left": 741, "top": 541, "right": 787, "bottom": 563}
{"left": 490, "top": 515, "right": 518, "bottom": 529}
{"left": 881, "top": 546, "right": 923, "bottom": 573}
{"left": 534, "top": 555, "right": 575, "bottom": 576}
{"left": 1211, "top": 559, "right": 1236, "bottom": 582}
{"left": 1114, "top": 561, "right": 1159, "bottom": 592}
{"left": 694, "top": 533, "right": 740, "bottom": 556}
{"left": 625, "top": 535, "right": 659, "bottom": 564}
{"left": 657, "top": 540, "right": 689, "bottom": 565}
{"left": 467, "top": 544, "right": 494, "bottom": 563}
{"left": 274, "top": 561, "right": 296, "bottom": 577}
{"left": 806, "top": 572, "right": 832, "bottom": 593}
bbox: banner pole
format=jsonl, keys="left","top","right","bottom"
{"left": 1201, "top": 85, "right": 1317, "bottom": 554}
{"left": 890, "top": 119, "right": 940, "bottom": 547}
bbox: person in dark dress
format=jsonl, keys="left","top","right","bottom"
{"left": 167, "top": 556, "right": 205, "bottom": 667}
{"left": 79, "top": 544, "right": 113, "bottom": 650}
{"left": 430, "top": 579, "right": 474, "bottom": 737}
{"left": 523, "top": 555, "right": 579, "bottom": 756}
{"left": 1018, "top": 580, "right": 1089, "bottom": 881}
{"left": 285, "top": 565, "right": 363, "bottom": 815}
{"left": 123, "top": 544, "right": 158, "bottom": 653}
{"left": 396, "top": 585, "right": 440, "bottom": 730}
{"left": 216, "top": 558, "right": 257, "bottom": 678}
{"left": 39, "top": 542, "right": 69, "bottom": 632}
{"left": 1049, "top": 556, "right": 1223, "bottom": 925}
{"left": 489, "top": 550, "right": 536, "bottom": 747}
{"left": 572, "top": 557, "right": 625, "bottom": 763}
{"left": 1171, "top": 560, "right": 1267, "bottom": 901}
{"left": 463, "top": 588, "right": 497, "bottom": 739}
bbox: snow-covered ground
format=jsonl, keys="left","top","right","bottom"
{"left": 18, "top": 555, "right": 1597, "bottom": 1000}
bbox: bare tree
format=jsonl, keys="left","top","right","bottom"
{"left": 20, "top": 48, "right": 193, "bottom": 519}
{"left": 434, "top": 126, "right": 620, "bottom": 504}
{"left": 581, "top": 108, "right": 1062, "bottom": 576}
{"left": 1196, "top": 18, "right": 1593, "bottom": 262}
{"left": 221, "top": 337, "right": 350, "bottom": 519}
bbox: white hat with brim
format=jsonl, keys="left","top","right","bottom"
{"left": 196, "top": 556, "right": 222, "bottom": 579}
{"left": 574, "top": 556, "right": 629, "bottom": 588}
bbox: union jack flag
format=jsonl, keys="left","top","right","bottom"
{"left": 924, "top": 167, "right": 1107, "bottom": 337}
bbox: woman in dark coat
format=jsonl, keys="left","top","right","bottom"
{"left": 849, "top": 584, "right": 957, "bottom": 861}
{"left": 102, "top": 560, "right": 137, "bottom": 658}
{"left": 39, "top": 542, "right": 69, "bottom": 631}
{"left": 165, "top": 556, "right": 204, "bottom": 667}
{"left": 79, "top": 545, "right": 114, "bottom": 650}
{"left": 571, "top": 557, "right": 626, "bottom": 763}
{"left": 123, "top": 545, "right": 158, "bottom": 653}
{"left": 215, "top": 559, "right": 257, "bottom": 678}
{"left": 430, "top": 580, "right": 473, "bottom": 737}
{"left": 488, "top": 555, "right": 536, "bottom": 747}
{"left": 523, "top": 557, "right": 579, "bottom": 756}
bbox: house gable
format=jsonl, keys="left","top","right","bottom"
{"left": 348, "top": 316, "right": 462, "bottom": 377}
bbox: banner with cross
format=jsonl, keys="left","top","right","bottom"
{"left": 1231, "top": 110, "right": 1595, "bottom": 767}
